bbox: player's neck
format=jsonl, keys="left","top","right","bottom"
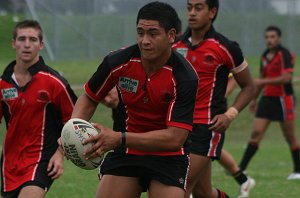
{"left": 14, "top": 56, "right": 39, "bottom": 75}
{"left": 191, "top": 23, "right": 212, "bottom": 46}
{"left": 142, "top": 48, "right": 171, "bottom": 76}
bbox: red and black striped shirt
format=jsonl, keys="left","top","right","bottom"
{"left": 0, "top": 57, "right": 77, "bottom": 192}
{"left": 85, "top": 44, "right": 198, "bottom": 156}
{"left": 173, "top": 27, "right": 248, "bottom": 124}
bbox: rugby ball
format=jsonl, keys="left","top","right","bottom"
{"left": 61, "top": 118, "right": 104, "bottom": 170}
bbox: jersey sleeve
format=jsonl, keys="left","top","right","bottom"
{"left": 52, "top": 81, "right": 77, "bottom": 124}
{"left": 166, "top": 79, "right": 198, "bottom": 131}
{"left": 0, "top": 80, "right": 3, "bottom": 123}
{"left": 84, "top": 56, "right": 116, "bottom": 102}
{"left": 222, "top": 42, "right": 248, "bottom": 75}
{"left": 282, "top": 50, "right": 294, "bottom": 73}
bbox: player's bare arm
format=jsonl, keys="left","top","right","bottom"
{"left": 255, "top": 72, "right": 292, "bottom": 86}
{"left": 101, "top": 87, "right": 119, "bottom": 109}
{"left": 209, "top": 67, "right": 255, "bottom": 132}
{"left": 83, "top": 125, "right": 188, "bottom": 160}
{"left": 71, "top": 93, "right": 98, "bottom": 120}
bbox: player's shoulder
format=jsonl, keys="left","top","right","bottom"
{"left": 169, "top": 50, "right": 198, "bottom": 82}
{"left": 1, "top": 60, "right": 15, "bottom": 82}
{"left": 279, "top": 45, "right": 292, "bottom": 57}
{"left": 211, "top": 29, "right": 243, "bottom": 56}
{"left": 105, "top": 44, "right": 140, "bottom": 68}
{"left": 38, "top": 63, "right": 71, "bottom": 89}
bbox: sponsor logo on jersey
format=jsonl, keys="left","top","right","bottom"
{"left": 2, "top": 88, "right": 18, "bottom": 100}
{"left": 37, "top": 90, "right": 50, "bottom": 102}
{"left": 118, "top": 77, "right": 139, "bottom": 93}
{"left": 176, "top": 48, "right": 188, "bottom": 58}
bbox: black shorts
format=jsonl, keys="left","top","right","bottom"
{"left": 190, "top": 124, "right": 225, "bottom": 160}
{"left": 1, "top": 161, "right": 53, "bottom": 198}
{"left": 99, "top": 152, "right": 189, "bottom": 191}
{"left": 256, "top": 95, "right": 295, "bottom": 121}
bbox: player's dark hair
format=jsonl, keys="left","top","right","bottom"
{"left": 205, "top": 0, "right": 219, "bottom": 22}
{"left": 175, "top": 18, "right": 182, "bottom": 35}
{"left": 136, "top": 1, "right": 180, "bottom": 32}
{"left": 265, "top": 26, "right": 282, "bottom": 37}
{"left": 13, "top": 20, "right": 43, "bottom": 41}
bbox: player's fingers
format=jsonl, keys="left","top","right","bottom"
{"left": 82, "top": 133, "right": 100, "bottom": 145}
{"left": 209, "top": 117, "right": 221, "bottom": 130}
{"left": 52, "top": 167, "right": 64, "bottom": 180}
{"left": 47, "top": 160, "right": 54, "bottom": 171}
{"left": 91, "top": 123, "right": 104, "bottom": 130}
{"left": 48, "top": 163, "right": 59, "bottom": 177}
{"left": 84, "top": 141, "right": 103, "bottom": 159}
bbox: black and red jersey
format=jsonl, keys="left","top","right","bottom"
{"left": 173, "top": 27, "right": 248, "bottom": 124}
{"left": 0, "top": 57, "right": 77, "bottom": 192}
{"left": 260, "top": 45, "right": 294, "bottom": 96}
{"left": 85, "top": 44, "right": 198, "bottom": 156}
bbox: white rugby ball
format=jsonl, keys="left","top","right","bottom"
{"left": 61, "top": 118, "right": 104, "bottom": 170}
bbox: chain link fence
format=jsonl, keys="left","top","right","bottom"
{"left": 1, "top": 0, "right": 300, "bottom": 60}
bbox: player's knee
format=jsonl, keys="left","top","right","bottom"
{"left": 250, "top": 130, "right": 263, "bottom": 142}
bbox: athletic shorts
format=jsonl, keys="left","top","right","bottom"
{"left": 1, "top": 161, "right": 53, "bottom": 198}
{"left": 99, "top": 152, "right": 189, "bottom": 191}
{"left": 256, "top": 95, "right": 295, "bottom": 121}
{"left": 190, "top": 124, "right": 225, "bottom": 160}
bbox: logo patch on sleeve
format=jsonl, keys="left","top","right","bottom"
{"left": 2, "top": 88, "right": 18, "bottom": 100}
{"left": 118, "top": 77, "right": 139, "bottom": 93}
{"left": 176, "top": 48, "right": 188, "bottom": 58}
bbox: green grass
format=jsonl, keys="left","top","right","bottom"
{"left": 2, "top": 16, "right": 300, "bottom": 198}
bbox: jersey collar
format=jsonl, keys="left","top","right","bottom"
{"left": 1, "top": 56, "right": 47, "bottom": 83}
{"left": 181, "top": 26, "right": 216, "bottom": 50}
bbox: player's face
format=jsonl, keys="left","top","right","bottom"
{"left": 137, "top": 19, "right": 175, "bottom": 62}
{"left": 265, "top": 31, "right": 281, "bottom": 50}
{"left": 187, "top": 0, "right": 217, "bottom": 30}
{"left": 12, "top": 28, "right": 44, "bottom": 63}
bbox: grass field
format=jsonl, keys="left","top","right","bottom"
{"left": 1, "top": 15, "right": 300, "bottom": 198}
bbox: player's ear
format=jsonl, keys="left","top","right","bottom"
{"left": 168, "top": 28, "right": 176, "bottom": 44}
{"left": 12, "top": 39, "right": 16, "bottom": 49}
{"left": 209, "top": 7, "right": 217, "bottom": 21}
{"left": 40, "top": 40, "right": 44, "bottom": 50}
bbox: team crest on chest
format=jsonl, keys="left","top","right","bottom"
{"left": 118, "top": 77, "right": 139, "bottom": 93}
{"left": 2, "top": 88, "right": 18, "bottom": 100}
{"left": 176, "top": 48, "right": 188, "bottom": 58}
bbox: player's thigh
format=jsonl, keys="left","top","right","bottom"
{"left": 96, "top": 175, "right": 142, "bottom": 198}
{"left": 18, "top": 186, "right": 46, "bottom": 198}
{"left": 187, "top": 153, "right": 211, "bottom": 187}
{"left": 148, "top": 180, "right": 184, "bottom": 198}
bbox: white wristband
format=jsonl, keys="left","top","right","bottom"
{"left": 224, "top": 107, "right": 239, "bottom": 121}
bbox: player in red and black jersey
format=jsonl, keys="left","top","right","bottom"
{"left": 69, "top": 2, "right": 198, "bottom": 198}
{"left": 239, "top": 26, "right": 300, "bottom": 180}
{"left": 173, "top": 0, "right": 255, "bottom": 197}
{"left": 0, "top": 20, "right": 77, "bottom": 198}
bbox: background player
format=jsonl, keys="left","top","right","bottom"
{"left": 69, "top": 2, "right": 198, "bottom": 198}
{"left": 239, "top": 26, "right": 300, "bottom": 180}
{"left": 173, "top": 0, "right": 255, "bottom": 197}
{"left": 218, "top": 74, "right": 255, "bottom": 198}
{"left": 0, "top": 20, "right": 76, "bottom": 198}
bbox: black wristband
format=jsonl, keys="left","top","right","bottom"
{"left": 121, "top": 131, "right": 126, "bottom": 148}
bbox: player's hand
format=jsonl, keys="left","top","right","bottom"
{"left": 249, "top": 100, "right": 257, "bottom": 113}
{"left": 83, "top": 123, "right": 121, "bottom": 160}
{"left": 209, "top": 114, "right": 231, "bottom": 132}
{"left": 47, "top": 148, "right": 64, "bottom": 180}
